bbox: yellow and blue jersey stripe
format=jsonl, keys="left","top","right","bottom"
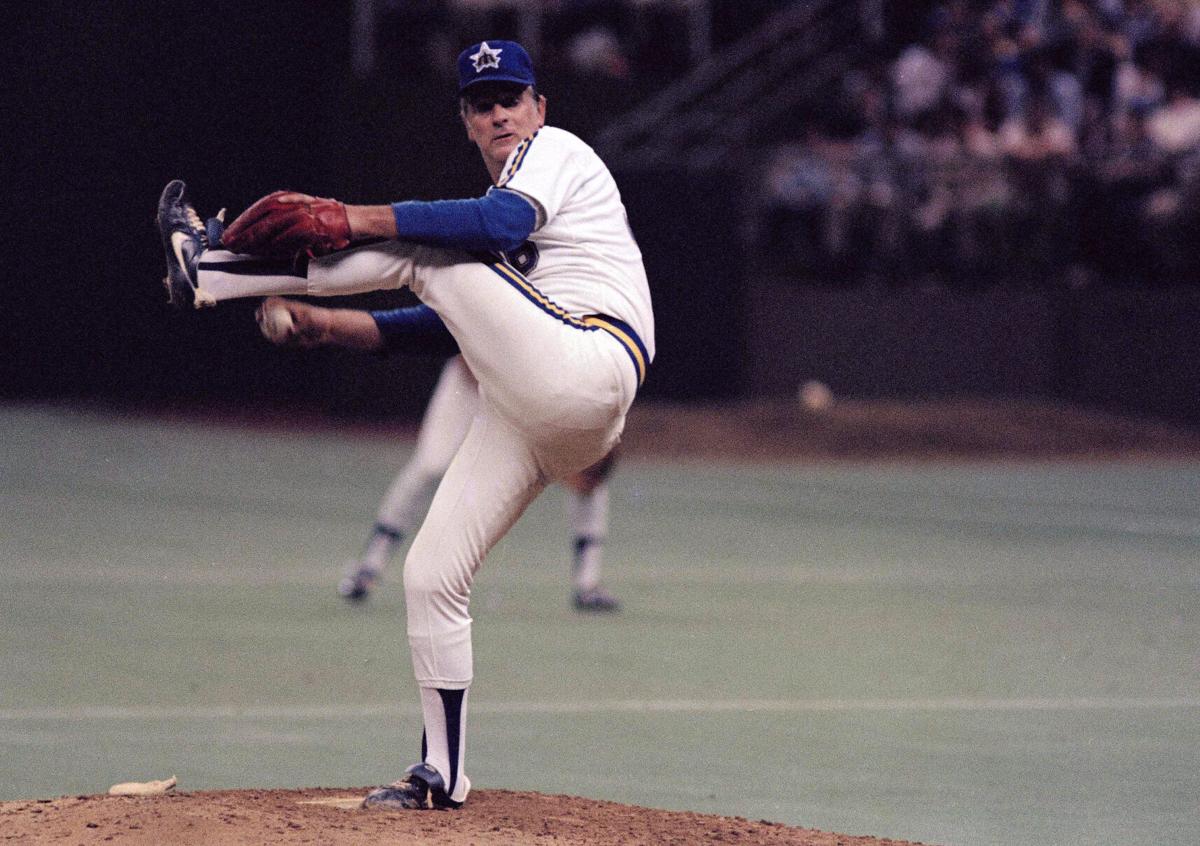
{"left": 498, "top": 130, "right": 539, "bottom": 187}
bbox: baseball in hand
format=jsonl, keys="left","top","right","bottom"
{"left": 258, "top": 301, "right": 296, "bottom": 344}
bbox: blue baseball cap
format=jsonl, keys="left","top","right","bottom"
{"left": 457, "top": 40, "right": 536, "bottom": 93}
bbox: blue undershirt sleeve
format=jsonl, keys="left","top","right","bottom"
{"left": 390, "top": 189, "right": 537, "bottom": 253}
{"left": 370, "top": 305, "right": 460, "bottom": 357}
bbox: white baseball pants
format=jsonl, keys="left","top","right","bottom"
{"left": 199, "top": 242, "right": 639, "bottom": 687}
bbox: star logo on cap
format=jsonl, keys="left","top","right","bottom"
{"left": 470, "top": 41, "right": 503, "bottom": 73}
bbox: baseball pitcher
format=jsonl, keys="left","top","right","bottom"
{"left": 155, "top": 40, "right": 653, "bottom": 811}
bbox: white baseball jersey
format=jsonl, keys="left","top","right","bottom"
{"left": 494, "top": 126, "right": 656, "bottom": 364}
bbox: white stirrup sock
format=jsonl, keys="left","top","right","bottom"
{"left": 360, "top": 524, "right": 404, "bottom": 573}
{"left": 568, "top": 485, "right": 608, "bottom": 592}
{"left": 419, "top": 686, "right": 470, "bottom": 803}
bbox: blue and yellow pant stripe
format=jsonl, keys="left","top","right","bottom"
{"left": 482, "top": 257, "right": 648, "bottom": 386}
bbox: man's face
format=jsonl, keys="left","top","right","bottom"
{"left": 461, "top": 83, "right": 547, "bottom": 175}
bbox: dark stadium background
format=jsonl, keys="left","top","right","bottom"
{"left": 8, "top": 0, "right": 1200, "bottom": 424}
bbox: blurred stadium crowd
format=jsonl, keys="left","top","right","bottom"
{"left": 355, "top": 0, "right": 777, "bottom": 80}
{"left": 356, "top": 1, "right": 1200, "bottom": 289}
{"left": 760, "top": 0, "right": 1200, "bottom": 287}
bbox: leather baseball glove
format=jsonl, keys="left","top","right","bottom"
{"left": 222, "top": 191, "right": 352, "bottom": 258}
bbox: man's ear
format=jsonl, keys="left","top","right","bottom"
{"left": 537, "top": 94, "right": 547, "bottom": 128}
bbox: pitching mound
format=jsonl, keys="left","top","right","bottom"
{"left": 0, "top": 787, "right": 931, "bottom": 845}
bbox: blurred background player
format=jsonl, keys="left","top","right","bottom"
{"left": 254, "top": 295, "right": 622, "bottom": 612}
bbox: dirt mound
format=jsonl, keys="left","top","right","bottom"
{"left": 0, "top": 788, "right": 931, "bottom": 845}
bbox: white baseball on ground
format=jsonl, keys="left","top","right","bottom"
{"left": 258, "top": 302, "right": 295, "bottom": 343}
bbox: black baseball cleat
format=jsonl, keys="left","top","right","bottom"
{"left": 362, "top": 763, "right": 463, "bottom": 810}
{"left": 156, "top": 179, "right": 216, "bottom": 309}
{"left": 573, "top": 586, "right": 621, "bottom": 613}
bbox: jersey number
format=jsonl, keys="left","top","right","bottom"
{"left": 503, "top": 241, "right": 540, "bottom": 275}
